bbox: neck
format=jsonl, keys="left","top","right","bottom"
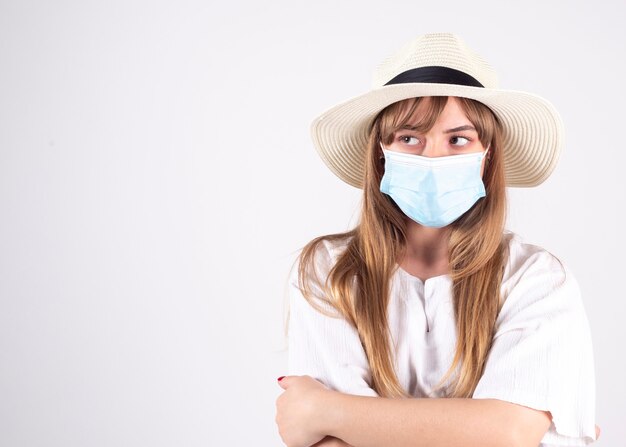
{"left": 400, "top": 219, "right": 451, "bottom": 279}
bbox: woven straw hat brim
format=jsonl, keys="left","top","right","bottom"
{"left": 311, "top": 83, "right": 563, "bottom": 188}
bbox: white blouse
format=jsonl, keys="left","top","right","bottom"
{"left": 287, "top": 231, "right": 597, "bottom": 446}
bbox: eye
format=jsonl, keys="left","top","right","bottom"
{"left": 399, "top": 135, "right": 421, "bottom": 146}
{"left": 450, "top": 136, "right": 470, "bottom": 147}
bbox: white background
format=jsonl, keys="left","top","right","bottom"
{"left": 1, "top": 0, "right": 624, "bottom": 446}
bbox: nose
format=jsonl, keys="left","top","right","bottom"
{"left": 420, "top": 139, "right": 448, "bottom": 158}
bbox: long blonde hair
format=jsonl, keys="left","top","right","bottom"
{"left": 296, "top": 96, "right": 508, "bottom": 398}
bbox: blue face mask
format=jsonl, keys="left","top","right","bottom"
{"left": 379, "top": 147, "right": 489, "bottom": 228}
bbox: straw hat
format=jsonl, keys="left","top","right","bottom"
{"left": 310, "top": 33, "right": 563, "bottom": 188}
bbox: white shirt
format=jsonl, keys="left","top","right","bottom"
{"left": 287, "top": 231, "right": 597, "bottom": 446}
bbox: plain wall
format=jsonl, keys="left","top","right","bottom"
{"left": 1, "top": 0, "right": 624, "bottom": 445}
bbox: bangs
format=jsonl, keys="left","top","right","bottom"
{"left": 378, "top": 97, "right": 448, "bottom": 146}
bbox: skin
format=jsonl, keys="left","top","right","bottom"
{"left": 275, "top": 97, "right": 601, "bottom": 446}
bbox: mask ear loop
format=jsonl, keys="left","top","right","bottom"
{"left": 484, "top": 144, "right": 491, "bottom": 162}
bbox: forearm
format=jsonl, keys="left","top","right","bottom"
{"left": 322, "top": 394, "right": 529, "bottom": 447}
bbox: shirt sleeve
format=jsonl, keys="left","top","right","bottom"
{"left": 286, "top": 241, "right": 379, "bottom": 397}
{"left": 472, "top": 249, "right": 597, "bottom": 446}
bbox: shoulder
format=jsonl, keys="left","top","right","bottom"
{"left": 287, "top": 234, "right": 353, "bottom": 311}
{"left": 503, "top": 232, "right": 567, "bottom": 282}
{"left": 499, "top": 231, "right": 584, "bottom": 327}
{"left": 290, "top": 234, "right": 353, "bottom": 283}
{"left": 502, "top": 230, "right": 570, "bottom": 288}
{"left": 309, "top": 236, "right": 352, "bottom": 269}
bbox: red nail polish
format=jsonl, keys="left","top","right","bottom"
{"left": 277, "top": 376, "right": 285, "bottom": 381}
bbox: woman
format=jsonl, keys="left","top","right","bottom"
{"left": 275, "top": 33, "right": 597, "bottom": 447}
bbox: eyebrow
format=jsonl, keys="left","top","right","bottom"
{"left": 444, "top": 125, "right": 476, "bottom": 134}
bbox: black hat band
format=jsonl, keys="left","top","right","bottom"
{"left": 384, "top": 66, "right": 484, "bottom": 88}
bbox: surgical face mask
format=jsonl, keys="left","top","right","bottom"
{"left": 379, "top": 146, "right": 489, "bottom": 228}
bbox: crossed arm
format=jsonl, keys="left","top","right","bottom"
{"left": 276, "top": 375, "right": 553, "bottom": 447}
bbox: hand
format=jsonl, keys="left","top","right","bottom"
{"left": 275, "top": 375, "right": 334, "bottom": 447}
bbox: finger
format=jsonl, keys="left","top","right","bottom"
{"left": 277, "top": 375, "right": 289, "bottom": 389}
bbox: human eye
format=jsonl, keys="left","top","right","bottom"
{"left": 450, "top": 136, "right": 471, "bottom": 147}
{"left": 398, "top": 135, "right": 421, "bottom": 146}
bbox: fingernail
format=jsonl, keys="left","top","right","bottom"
{"left": 277, "top": 376, "right": 285, "bottom": 381}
